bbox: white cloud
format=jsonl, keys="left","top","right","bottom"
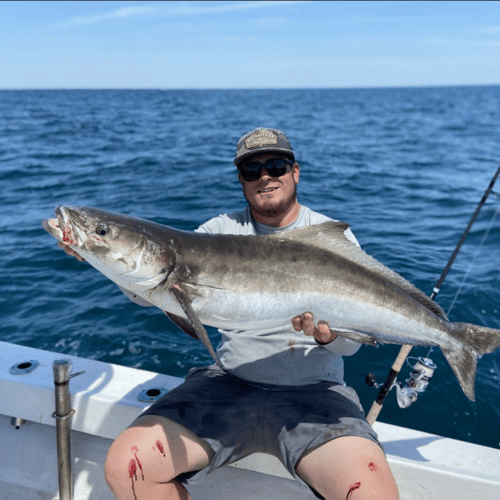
{"left": 168, "top": 1, "right": 302, "bottom": 16}
{"left": 52, "top": 5, "right": 157, "bottom": 28}
{"left": 52, "top": 1, "right": 305, "bottom": 29}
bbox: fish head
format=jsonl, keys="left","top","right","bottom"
{"left": 42, "top": 205, "right": 175, "bottom": 293}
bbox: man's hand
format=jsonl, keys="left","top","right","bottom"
{"left": 58, "top": 242, "right": 86, "bottom": 262}
{"left": 292, "top": 312, "right": 337, "bottom": 345}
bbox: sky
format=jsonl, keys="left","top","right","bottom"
{"left": 1, "top": 0, "right": 499, "bottom": 89}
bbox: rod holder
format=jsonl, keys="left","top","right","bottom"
{"left": 52, "top": 359, "right": 75, "bottom": 500}
{"left": 10, "top": 417, "right": 26, "bottom": 429}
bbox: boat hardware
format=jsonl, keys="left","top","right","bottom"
{"left": 9, "top": 359, "right": 40, "bottom": 375}
{"left": 137, "top": 386, "right": 169, "bottom": 402}
{"left": 52, "top": 359, "right": 77, "bottom": 500}
{"left": 10, "top": 417, "right": 26, "bottom": 429}
{"left": 366, "top": 165, "right": 500, "bottom": 426}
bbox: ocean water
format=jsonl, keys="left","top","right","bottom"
{"left": 1, "top": 87, "right": 499, "bottom": 449}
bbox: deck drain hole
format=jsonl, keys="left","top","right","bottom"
{"left": 137, "top": 387, "right": 169, "bottom": 403}
{"left": 10, "top": 360, "right": 40, "bottom": 375}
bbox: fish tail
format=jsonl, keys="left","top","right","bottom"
{"left": 442, "top": 322, "right": 500, "bottom": 402}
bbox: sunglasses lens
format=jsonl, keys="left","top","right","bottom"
{"left": 266, "top": 159, "right": 289, "bottom": 177}
{"left": 240, "top": 159, "right": 292, "bottom": 182}
{"left": 240, "top": 163, "right": 262, "bottom": 181}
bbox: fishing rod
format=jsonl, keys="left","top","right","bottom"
{"left": 366, "top": 165, "right": 500, "bottom": 426}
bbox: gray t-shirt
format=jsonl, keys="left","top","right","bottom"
{"left": 193, "top": 205, "right": 361, "bottom": 386}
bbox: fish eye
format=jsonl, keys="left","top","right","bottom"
{"left": 96, "top": 224, "right": 109, "bottom": 236}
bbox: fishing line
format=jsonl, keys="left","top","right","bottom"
{"left": 366, "top": 165, "right": 500, "bottom": 425}
{"left": 405, "top": 357, "right": 420, "bottom": 369}
{"left": 426, "top": 205, "right": 500, "bottom": 359}
{"left": 446, "top": 207, "right": 500, "bottom": 317}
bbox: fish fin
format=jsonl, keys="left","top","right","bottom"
{"left": 270, "top": 221, "right": 350, "bottom": 251}
{"left": 442, "top": 322, "right": 500, "bottom": 401}
{"left": 329, "top": 328, "right": 379, "bottom": 347}
{"left": 169, "top": 286, "right": 223, "bottom": 368}
{"left": 441, "top": 345, "right": 478, "bottom": 402}
{"left": 163, "top": 311, "right": 200, "bottom": 340}
{"left": 275, "top": 221, "right": 448, "bottom": 321}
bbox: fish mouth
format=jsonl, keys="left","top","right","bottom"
{"left": 57, "top": 206, "right": 82, "bottom": 246}
{"left": 42, "top": 206, "right": 81, "bottom": 247}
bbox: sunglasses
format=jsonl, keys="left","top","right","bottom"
{"left": 239, "top": 158, "right": 294, "bottom": 182}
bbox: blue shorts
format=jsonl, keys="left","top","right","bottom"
{"left": 137, "top": 365, "right": 380, "bottom": 494}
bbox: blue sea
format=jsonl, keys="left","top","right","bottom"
{"left": 1, "top": 87, "right": 499, "bottom": 449}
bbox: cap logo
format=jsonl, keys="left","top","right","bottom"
{"left": 245, "top": 130, "right": 278, "bottom": 150}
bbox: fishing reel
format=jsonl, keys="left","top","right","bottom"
{"left": 395, "top": 357, "right": 437, "bottom": 408}
{"left": 366, "top": 357, "right": 437, "bottom": 409}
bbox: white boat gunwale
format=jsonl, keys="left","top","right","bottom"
{"left": 1, "top": 341, "right": 499, "bottom": 500}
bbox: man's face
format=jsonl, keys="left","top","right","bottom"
{"left": 238, "top": 154, "right": 300, "bottom": 223}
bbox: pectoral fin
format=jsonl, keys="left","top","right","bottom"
{"left": 329, "top": 328, "right": 379, "bottom": 347}
{"left": 163, "top": 311, "right": 200, "bottom": 340}
{"left": 168, "top": 286, "right": 223, "bottom": 368}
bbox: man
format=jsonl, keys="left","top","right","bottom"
{"left": 63, "top": 128, "right": 399, "bottom": 500}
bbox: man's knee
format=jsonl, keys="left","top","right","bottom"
{"left": 103, "top": 431, "right": 153, "bottom": 493}
{"left": 104, "top": 415, "right": 214, "bottom": 494}
{"left": 104, "top": 421, "right": 177, "bottom": 494}
{"left": 296, "top": 436, "right": 399, "bottom": 500}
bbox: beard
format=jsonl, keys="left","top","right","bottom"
{"left": 243, "top": 181, "right": 298, "bottom": 221}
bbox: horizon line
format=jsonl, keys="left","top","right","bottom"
{"left": 1, "top": 83, "right": 499, "bottom": 91}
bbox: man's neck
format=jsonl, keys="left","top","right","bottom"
{"left": 250, "top": 202, "right": 301, "bottom": 228}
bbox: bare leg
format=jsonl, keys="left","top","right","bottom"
{"left": 296, "top": 436, "right": 399, "bottom": 500}
{"left": 104, "top": 415, "right": 215, "bottom": 500}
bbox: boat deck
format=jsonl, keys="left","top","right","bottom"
{"left": 1, "top": 341, "right": 499, "bottom": 499}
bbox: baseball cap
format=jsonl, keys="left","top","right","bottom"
{"left": 233, "top": 128, "right": 295, "bottom": 166}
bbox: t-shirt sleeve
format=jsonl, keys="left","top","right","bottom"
{"left": 195, "top": 216, "right": 225, "bottom": 234}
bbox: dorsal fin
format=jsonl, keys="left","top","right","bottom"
{"left": 270, "top": 221, "right": 448, "bottom": 321}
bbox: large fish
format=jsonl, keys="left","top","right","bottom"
{"left": 42, "top": 206, "right": 500, "bottom": 401}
